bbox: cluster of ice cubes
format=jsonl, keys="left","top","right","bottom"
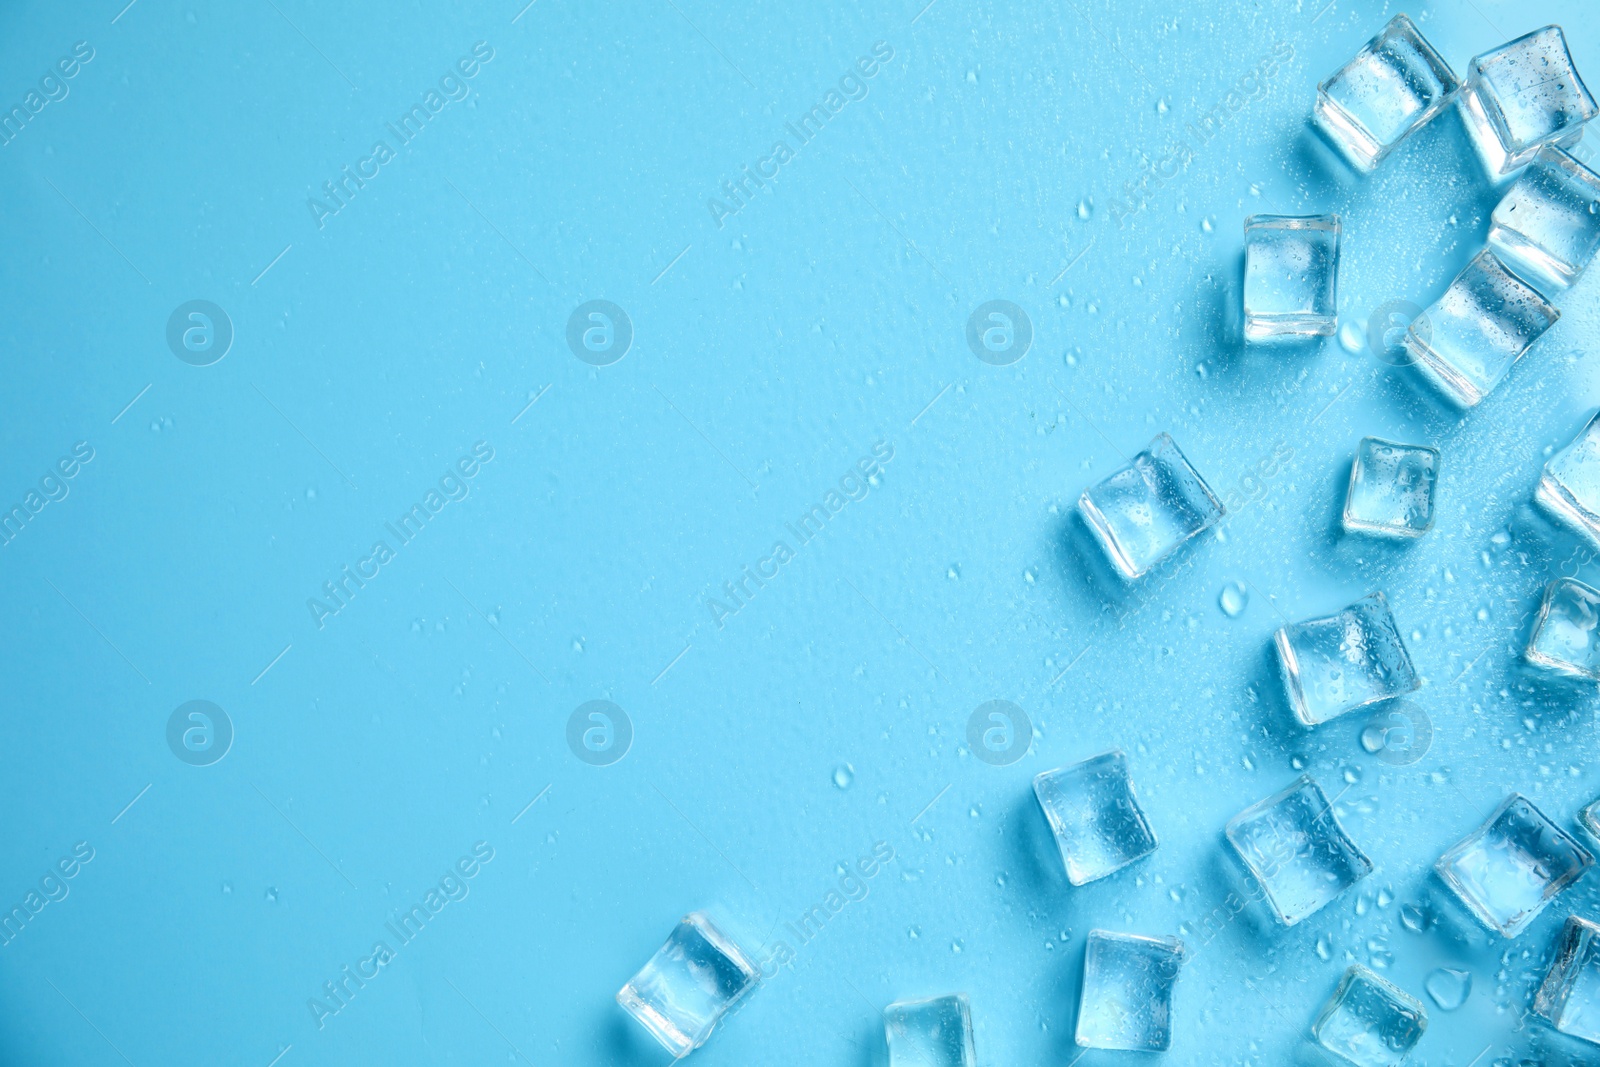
{"left": 613, "top": 17, "right": 1600, "bottom": 1067}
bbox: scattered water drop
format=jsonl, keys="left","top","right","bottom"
{"left": 1077, "top": 199, "right": 1092, "bottom": 219}
{"left": 265, "top": 887, "right": 279, "bottom": 903}
{"left": 1338, "top": 319, "right": 1366, "bottom": 353}
{"left": 833, "top": 764, "right": 855, "bottom": 789}
{"left": 222, "top": 882, "right": 232, "bottom": 895}
{"left": 1219, "top": 581, "right": 1249, "bottom": 617}
{"left": 908, "top": 925, "right": 920, "bottom": 939}
{"left": 1426, "top": 967, "right": 1472, "bottom": 1010}
{"left": 951, "top": 939, "right": 964, "bottom": 953}
{"left": 1360, "top": 723, "right": 1387, "bottom": 753}
{"left": 1201, "top": 215, "right": 1216, "bottom": 233}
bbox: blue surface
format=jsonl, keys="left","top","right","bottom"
{"left": 3, "top": 1, "right": 1600, "bottom": 1065}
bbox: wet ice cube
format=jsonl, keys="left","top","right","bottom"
{"left": 1534, "top": 915, "right": 1600, "bottom": 1044}
{"left": 1075, "top": 930, "right": 1185, "bottom": 1051}
{"left": 1274, "top": 592, "right": 1421, "bottom": 726}
{"left": 1312, "top": 965, "right": 1429, "bottom": 1067}
{"left": 1315, "top": 15, "right": 1458, "bottom": 173}
{"left": 1033, "top": 750, "right": 1159, "bottom": 886}
{"left": 1243, "top": 214, "right": 1341, "bottom": 342}
{"left": 1225, "top": 775, "right": 1374, "bottom": 925}
{"left": 1077, "top": 432, "right": 1225, "bottom": 579}
{"left": 884, "top": 993, "right": 976, "bottom": 1067}
{"left": 1459, "top": 25, "right": 1598, "bottom": 177}
{"left": 1435, "top": 793, "right": 1594, "bottom": 938}
{"left": 1537, "top": 411, "right": 1600, "bottom": 546}
{"left": 616, "top": 912, "right": 760, "bottom": 1056}
{"left": 1343, "top": 437, "right": 1440, "bottom": 538}
{"left": 1525, "top": 578, "right": 1600, "bottom": 680}
{"left": 1583, "top": 799, "right": 1600, "bottom": 843}
{"left": 1403, "top": 249, "right": 1558, "bottom": 408}
{"left": 1489, "top": 146, "right": 1600, "bottom": 291}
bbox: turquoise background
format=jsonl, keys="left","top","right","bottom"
{"left": 2, "top": 0, "right": 1600, "bottom": 1064}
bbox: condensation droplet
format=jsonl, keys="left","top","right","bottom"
{"left": 1339, "top": 319, "right": 1366, "bottom": 353}
{"left": 833, "top": 764, "right": 855, "bottom": 789}
{"left": 1219, "top": 581, "right": 1249, "bottom": 617}
{"left": 1425, "top": 967, "right": 1472, "bottom": 1011}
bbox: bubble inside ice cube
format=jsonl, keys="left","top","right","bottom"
{"left": 1403, "top": 249, "right": 1558, "bottom": 408}
{"left": 1243, "top": 214, "right": 1341, "bottom": 342}
{"left": 1075, "top": 930, "right": 1185, "bottom": 1051}
{"left": 1225, "top": 775, "right": 1374, "bottom": 926}
{"left": 1459, "top": 25, "right": 1598, "bottom": 177}
{"left": 616, "top": 912, "right": 760, "bottom": 1056}
{"left": 1314, "top": 14, "right": 1458, "bottom": 172}
{"left": 1312, "top": 965, "right": 1429, "bottom": 1067}
{"left": 1274, "top": 592, "right": 1421, "bottom": 726}
{"left": 1535, "top": 915, "right": 1600, "bottom": 1045}
{"left": 1525, "top": 578, "right": 1600, "bottom": 681}
{"left": 1033, "top": 750, "right": 1159, "bottom": 886}
{"left": 1489, "top": 146, "right": 1600, "bottom": 291}
{"left": 1537, "top": 411, "right": 1600, "bottom": 547}
{"left": 1077, "top": 432, "right": 1225, "bottom": 579}
{"left": 1434, "top": 793, "right": 1594, "bottom": 938}
{"left": 884, "top": 993, "right": 976, "bottom": 1067}
{"left": 1343, "top": 437, "right": 1440, "bottom": 538}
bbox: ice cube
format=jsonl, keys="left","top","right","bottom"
{"left": 1312, "top": 965, "right": 1429, "bottom": 1067}
{"left": 616, "top": 912, "right": 760, "bottom": 1056}
{"left": 1583, "top": 799, "right": 1600, "bottom": 843}
{"left": 1535, "top": 915, "right": 1600, "bottom": 1045}
{"left": 1274, "top": 592, "right": 1421, "bottom": 726}
{"left": 1403, "top": 249, "right": 1558, "bottom": 408}
{"left": 1243, "top": 214, "right": 1341, "bottom": 342}
{"left": 1343, "top": 437, "right": 1441, "bottom": 538}
{"left": 1075, "top": 930, "right": 1185, "bottom": 1051}
{"left": 884, "top": 993, "right": 976, "bottom": 1067}
{"left": 1225, "top": 775, "right": 1374, "bottom": 925}
{"left": 1459, "top": 25, "right": 1598, "bottom": 178}
{"left": 1033, "top": 750, "right": 1159, "bottom": 886}
{"left": 1314, "top": 15, "right": 1459, "bottom": 173}
{"left": 1488, "top": 146, "right": 1600, "bottom": 291}
{"left": 1434, "top": 793, "right": 1594, "bottom": 938}
{"left": 1525, "top": 578, "right": 1600, "bottom": 680}
{"left": 1537, "top": 411, "right": 1600, "bottom": 546}
{"left": 1077, "top": 432, "right": 1225, "bottom": 579}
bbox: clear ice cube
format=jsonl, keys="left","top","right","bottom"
{"left": 1033, "top": 750, "right": 1159, "bottom": 886}
{"left": 1489, "top": 146, "right": 1600, "bottom": 291}
{"left": 1314, "top": 15, "right": 1458, "bottom": 172}
{"left": 1243, "top": 214, "right": 1341, "bottom": 342}
{"left": 1225, "top": 775, "right": 1374, "bottom": 926}
{"left": 1459, "top": 25, "right": 1598, "bottom": 177}
{"left": 1343, "top": 437, "right": 1441, "bottom": 538}
{"left": 1525, "top": 578, "right": 1600, "bottom": 681}
{"left": 884, "top": 993, "right": 976, "bottom": 1067}
{"left": 1403, "top": 249, "right": 1558, "bottom": 408}
{"left": 1583, "top": 799, "right": 1600, "bottom": 843}
{"left": 1312, "top": 965, "right": 1429, "bottom": 1067}
{"left": 1274, "top": 592, "right": 1421, "bottom": 726}
{"left": 1077, "top": 432, "right": 1225, "bottom": 579}
{"left": 616, "top": 912, "right": 760, "bottom": 1056}
{"left": 1434, "top": 793, "right": 1594, "bottom": 938}
{"left": 1535, "top": 915, "right": 1600, "bottom": 1045}
{"left": 1537, "top": 411, "right": 1600, "bottom": 546}
{"left": 1075, "top": 930, "right": 1185, "bottom": 1051}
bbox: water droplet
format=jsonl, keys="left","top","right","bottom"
{"left": 833, "top": 764, "right": 855, "bottom": 789}
{"left": 222, "top": 882, "right": 232, "bottom": 895}
{"left": 1360, "top": 724, "right": 1387, "bottom": 753}
{"left": 908, "top": 925, "right": 920, "bottom": 939}
{"left": 1316, "top": 935, "right": 1332, "bottom": 960}
{"left": 1077, "top": 199, "right": 1092, "bottom": 219}
{"left": 306, "top": 487, "right": 317, "bottom": 501}
{"left": 1201, "top": 216, "right": 1216, "bottom": 233}
{"left": 1219, "top": 581, "right": 1249, "bottom": 617}
{"left": 1426, "top": 967, "right": 1472, "bottom": 1010}
{"left": 1400, "top": 903, "right": 1429, "bottom": 933}
{"left": 1157, "top": 97, "right": 1169, "bottom": 113}
{"left": 946, "top": 564, "right": 960, "bottom": 580}
{"left": 265, "top": 887, "right": 279, "bottom": 903}
{"left": 1338, "top": 319, "right": 1366, "bottom": 353}
{"left": 951, "top": 939, "right": 964, "bottom": 953}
